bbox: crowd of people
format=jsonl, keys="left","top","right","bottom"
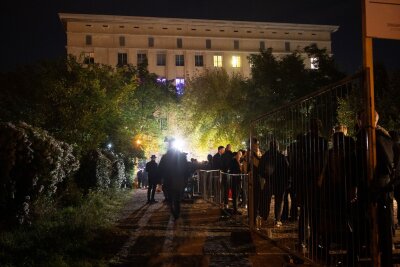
{"left": 204, "top": 113, "right": 399, "bottom": 265}
{"left": 134, "top": 112, "right": 399, "bottom": 264}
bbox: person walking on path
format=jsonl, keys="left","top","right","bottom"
{"left": 145, "top": 155, "right": 159, "bottom": 204}
{"left": 158, "top": 139, "right": 190, "bottom": 220}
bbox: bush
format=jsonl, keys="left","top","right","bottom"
{"left": 75, "top": 149, "right": 111, "bottom": 192}
{"left": 0, "top": 122, "right": 79, "bottom": 225}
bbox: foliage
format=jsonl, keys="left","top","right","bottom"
{"left": 374, "top": 66, "right": 400, "bottom": 130}
{"left": 180, "top": 68, "right": 248, "bottom": 154}
{"left": 0, "top": 57, "right": 178, "bottom": 160}
{"left": 0, "top": 122, "right": 79, "bottom": 225}
{"left": 0, "top": 189, "right": 132, "bottom": 267}
{"left": 180, "top": 45, "right": 346, "bottom": 155}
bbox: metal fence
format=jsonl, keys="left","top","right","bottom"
{"left": 248, "top": 72, "right": 377, "bottom": 265}
{"left": 197, "top": 170, "right": 249, "bottom": 220}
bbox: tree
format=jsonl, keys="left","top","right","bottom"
{"left": 179, "top": 68, "right": 248, "bottom": 154}
{"left": 0, "top": 56, "right": 178, "bottom": 159}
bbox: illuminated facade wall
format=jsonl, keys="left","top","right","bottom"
{"left": 59, "top": 13, "right": 338, "bottom": 81}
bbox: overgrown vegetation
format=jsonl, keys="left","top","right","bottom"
{"left": 0, "top": 190, "right": 132, "bottom": 267}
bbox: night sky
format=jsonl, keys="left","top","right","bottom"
{"left": 1, "top": 0, "right": 399, "bottom": 73}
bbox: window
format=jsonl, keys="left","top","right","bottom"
{"left": 213, "top": 55, "right": 222, "bottom": 67}
{"left": 148, "top": 37, "right": 154, "bottom": 47}
{"left": 85, "top": 35, "right": 92, "bottom": 45}
{"left": 231, "top": 56, "right": 241, "bottom": 68}
{"left": 285, "top": 42, "right": 291, "bottom": 52}
{"left": 119, "top": 36, "right": 125, "bottom": 46}
{"left": 117, "top": 53, "right": 128, "bottom": 66}
{"left": 260, "top": 41, "right": 265, "bottom": 50}
{"left": 195, "top": 55, "right": 203, "bottom": 67}
{"left": 137, "top": 53, "right": 147, "bottom": 65}
{"left": 83, "top": 52, "right": 94, "bottom": 64}
{"left": 310, "top": 57, "right": 319, "bottom": 69}
{"left": 175, "top": 55, "right": 184, "bottom": 66}
{"left": 177, "top": 38, "right": 182, "bottom": 48}
{"left": 157, "top": 53, "right": 166, "bottom": 66}
{"left": 206, "top": 39, "right": 211, "bottom": 49}
{"left": 175, "top": 78, "right": 185, "bottom": 95}
{"left": 234, "top": 40, "right": 239, "bottom": 50}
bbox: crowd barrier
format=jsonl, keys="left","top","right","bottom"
{"left": 248, "top": 72, "right": 387, "bottom": 265}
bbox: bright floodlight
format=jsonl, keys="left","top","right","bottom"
{"left": 107, "top": 143, "right": 112, "bottom": 149}
{"left": 172, "top": 138, "right": 185, "bottom": 151}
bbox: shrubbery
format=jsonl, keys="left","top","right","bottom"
{"left": 75, "top": 149, "right": 127, "bottom": 192}
{"left": 0, "top": 122, "right": 79, "bottom": 224}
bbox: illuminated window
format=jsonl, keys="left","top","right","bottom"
{"left": 148, "top": 37, "right": 154, "bottom": 47}
{"left": 117, "top": 53, "right": 127, "bottom": 66}
{"left": 156, "top": 53, "right": 166, "bottom": 66}
{"left": 137, "top": 53, "right": 147, "bottom": 65}
{"left": 310, "top": 57, "right": 319, "bottom": 69}
{"left": 213, "top": 55, "right": 222, "bottom": 67}
{"left": 177, "top": 38, "right": 182, "bottom": 48}
{"left": 175, "top": 78, "right": 185, "bottom": 95}
{"left": 85, "top": 35, "right": 92, "bottom": 45}
{"left": 195, "top": 55, "right": 203, "bottom": 67}
{"left": 119, "top": 36, "right": 125, "bottom": 46}
{"left": 83, "top": 52, "right": 94, "bottom": 64}
{"left": 231, "top": 56, "right": 241, "bottom": 68}
{"left": 206, "top": 39, "right": 211, "bottom": 49}
{"left": 234, "top": 40, "right": 239, "bottom": 50}
{"left": 176, "top": 55, "right": 184, "bottom": 66}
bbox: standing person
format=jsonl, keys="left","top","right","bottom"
{"left": 145, "top": 155, "right": 159, "bottom": 204}
{"left": 212, "top": 146, "right": 225, "bottom": 170}
{"left": 230, "top": 151, "right": 243, "bottom": 214}
{"left": 370, "top": 112, "right": 397, "bottom": 266}
{"left": 222, "top": 144, "right": 234, "bottom": 208}
{"left": 136, "top": 169, "right": 143, "bottom": 189}
{"left": 297, "top": 118, "right": 327, "bottom": 252}
{"left": 250, "top": 138, "right": 263, "bottom": 225}
{"left": 206, "top": 154, "right": 213, "bottom": 170}
{"left": 158, "top": 139, "right": 190, "bottom": 220}
{"left": 211, "top": 146, "right": 225, "bottom": 200}
{"left": 390, "top": 131, "right": 400, "bottom": 228}
{"left": 259, "top": 140, "right": 289, "bottom": 227}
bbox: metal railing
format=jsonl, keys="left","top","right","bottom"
{"left": 249, "top": 72, "right": 373, "bottom": 265}
{"left": 197, "top": 170, "right": 249, "bottom": 220}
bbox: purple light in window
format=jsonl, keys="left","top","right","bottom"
{"left": 175, "top": 78, "right": 185, "bottom": 95}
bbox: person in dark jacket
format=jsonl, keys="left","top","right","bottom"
{"left": 297, "top": 119, "right": 327, "bottom": 252}
{"left": 230, "top": 151, "right": 243, "bottom": 214}
{"left": 158, "top": 142, "right": 190, "bottom": 220}
{"left": 259, "top": 140, "right": 289, "bottom": 226}
{"left": 145, "top": 155, "right": 159, "bottom": 204}
{"left": 221, "top": 144, "right": 234, "bottom": 208}
{"left": 390, "top": 131, "right": 400, "bottom": 228}
{"left": 373, "top": 115, "right": 397, "bottom": 267}
{"left": 212, "top": 146, "right": 225, "bottom": 170}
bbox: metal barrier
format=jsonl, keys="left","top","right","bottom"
{"left": 249, "top": 73, "right": 376, "bottom": 265}
{"left": 197, "top": 170, "right": 249, "bottom": 220}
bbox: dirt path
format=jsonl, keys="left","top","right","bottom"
{"left": 109, "top": 189, "right": 299, "bottom": 267}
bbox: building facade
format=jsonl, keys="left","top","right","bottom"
{"left": 59, "top": 13, "right": 338, "bottom": 86}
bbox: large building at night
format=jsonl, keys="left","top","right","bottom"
{"left": 59, "top": 13, "right": 338, "bottom": 88}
